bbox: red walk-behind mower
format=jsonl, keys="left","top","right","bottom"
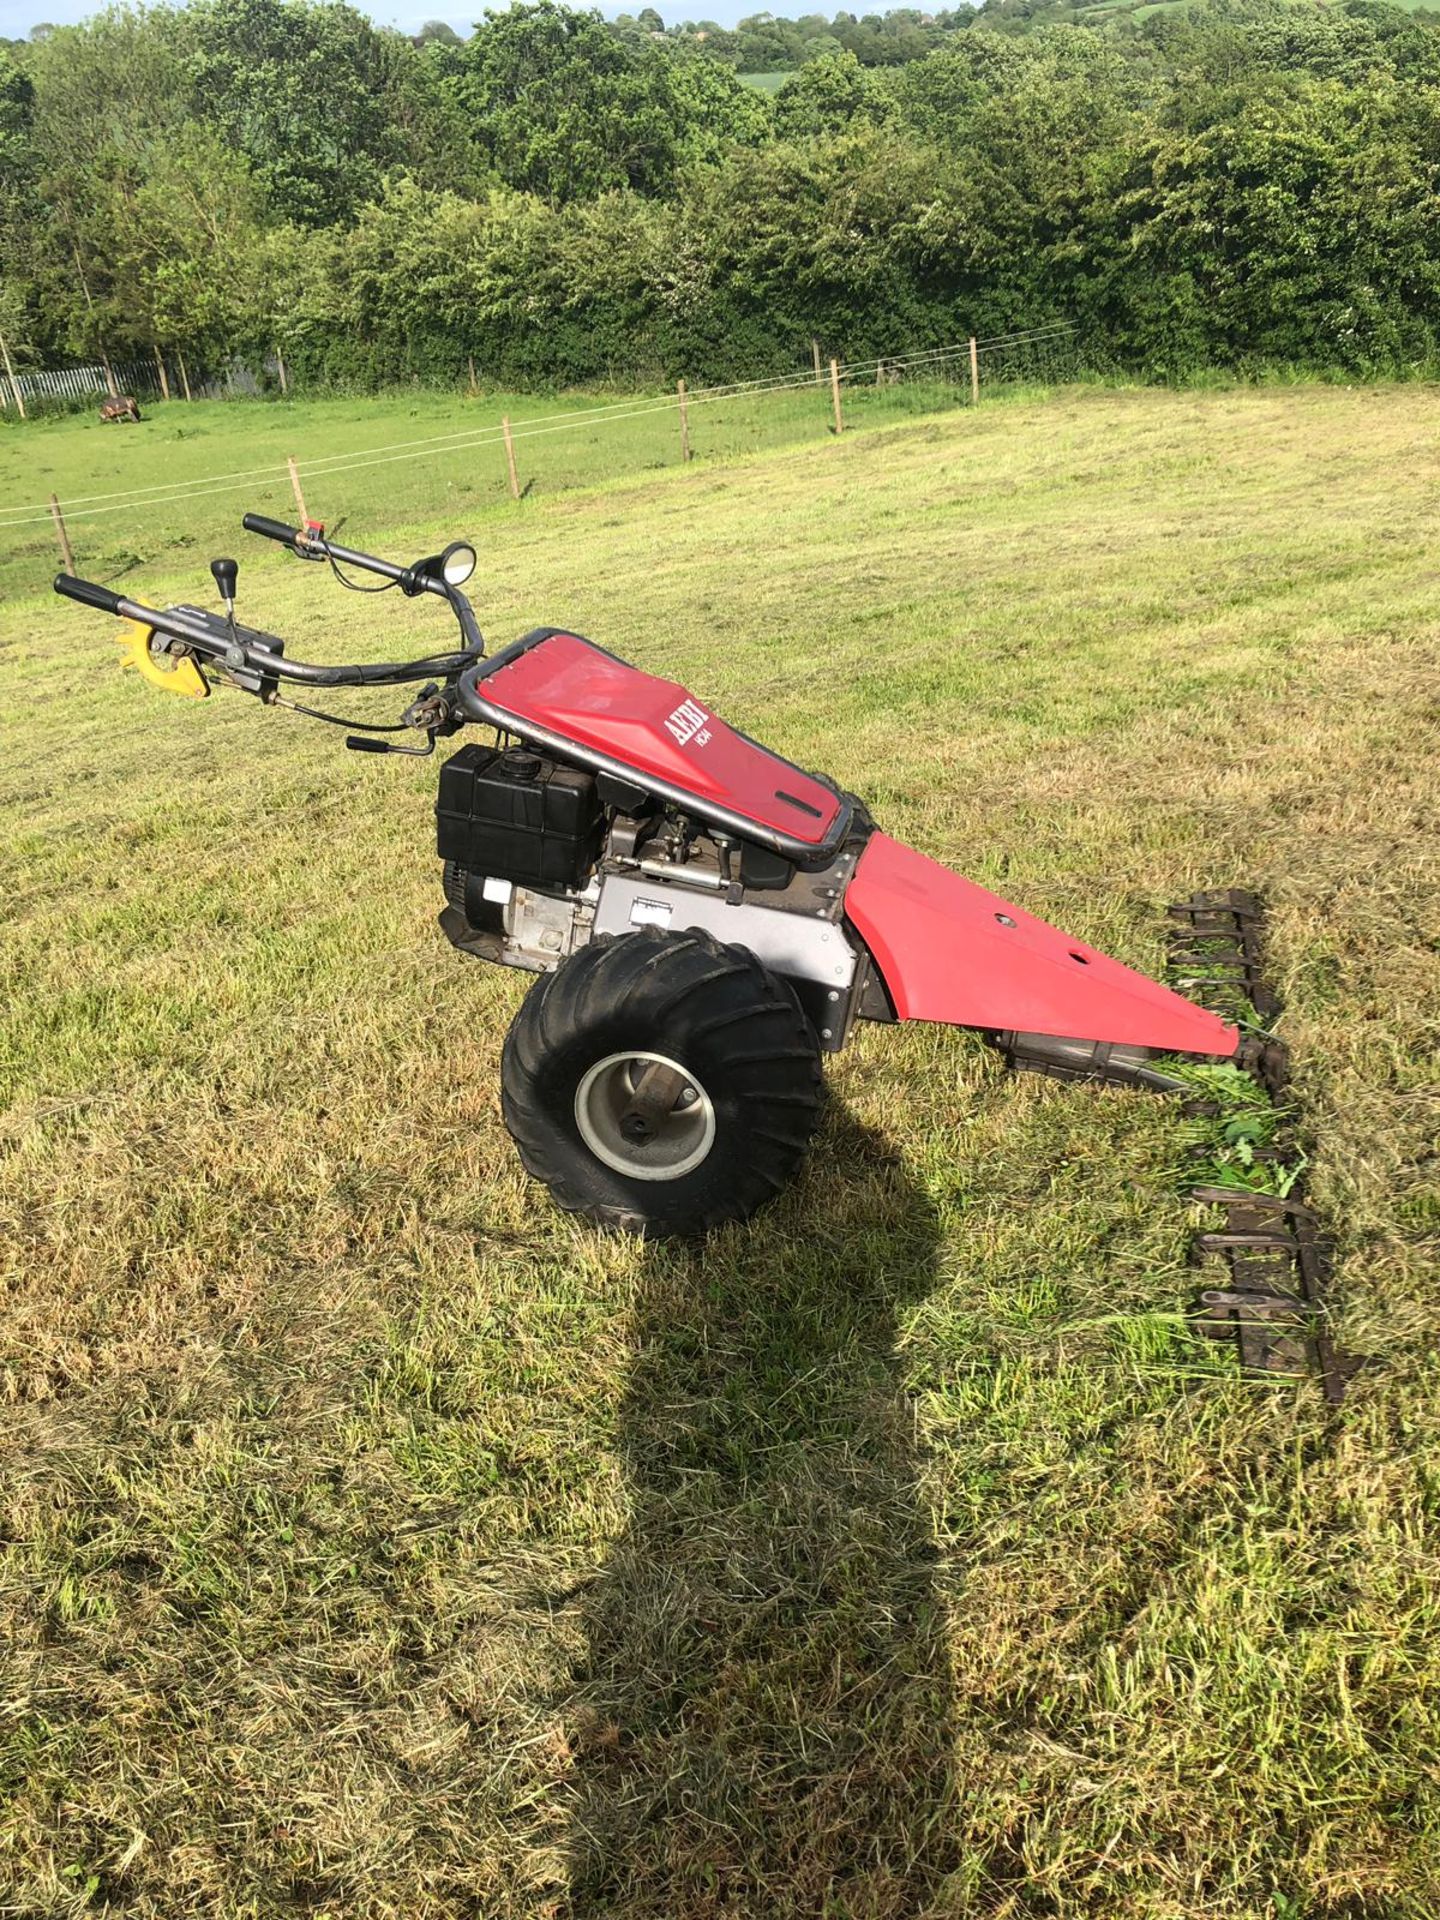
{"left": 55, "top": 515, "right": 1238, "bottom": 1237}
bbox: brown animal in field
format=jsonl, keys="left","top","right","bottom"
{"left": 99, "top": 394, "right": 142, "bottom": 423}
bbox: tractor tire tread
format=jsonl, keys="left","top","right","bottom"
{"left": 500, "top": 927, "right": 822, "bottom": 1237}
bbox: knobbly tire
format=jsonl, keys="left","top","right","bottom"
{"left": 501, "top": 927, "right": 824, "bottom": 1236}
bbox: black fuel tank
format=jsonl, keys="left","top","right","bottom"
{"left": 436, "top": 744, "right": 603, "bottom": 892}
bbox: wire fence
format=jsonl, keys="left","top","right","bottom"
{"left": 1, "top": 325, "right": 1089, "bottom": 595}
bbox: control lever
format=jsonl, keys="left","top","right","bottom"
{"left": 210, "top": 556, "right": 239, "bottom": 629}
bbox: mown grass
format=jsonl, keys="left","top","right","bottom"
{"left": 1, "top": 385, "right": 1436, "bottom": 1919}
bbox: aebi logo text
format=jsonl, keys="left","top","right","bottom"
{"left": 665, "top": 698, "right": 711, "bottom": 747}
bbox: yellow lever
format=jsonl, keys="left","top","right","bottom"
{"left": 116, "top": 606, "right": 209, "bottom": 700}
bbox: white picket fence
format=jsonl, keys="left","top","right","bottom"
{"left": 0, "top": 356, "right": 163, "bottom": 411}
{"left": 0, "top": 353, "right": 263, "bottom": 411}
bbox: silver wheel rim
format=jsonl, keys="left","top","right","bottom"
{"left": 574, "top": 1050, "right": 716, "bottom": 1182}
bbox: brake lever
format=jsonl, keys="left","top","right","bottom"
{"left": 345, "top": 732, "right": 436, "bottom": 757}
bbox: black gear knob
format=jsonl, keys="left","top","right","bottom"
{"left": 210, "top": 556, "right": 238, "bottom": 610}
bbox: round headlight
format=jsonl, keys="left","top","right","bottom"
{"left": 440, "top": 540, "right": 476, "bottom": 588}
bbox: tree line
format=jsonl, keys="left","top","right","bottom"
{"left": 607, "top": 7, "right": 984, "bottom": 75}
{"left": 2, "top": 0, "right": 1439, "bottom": 400}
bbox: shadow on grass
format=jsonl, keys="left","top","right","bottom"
{"left": 563, "top": 1107, "right": 957, "bottom": 1919}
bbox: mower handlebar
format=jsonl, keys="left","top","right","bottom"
{"left": 242, "top": 512, "right": 304, "bottom": 549}
{"left": 243, "top": 510, "right": 415, "bottom": 591}
{"left": 54, "top": 573, "right": 125, "bottom": 616}
{"left": 56, "top": 517, "right": 485, "bottom": 703}
{"left": 239, "top": 508, "right": 486, "bottom": 655}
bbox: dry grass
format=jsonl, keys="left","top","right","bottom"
{"left": 1, "top": 384, "right": 1436, "bottom": 1919}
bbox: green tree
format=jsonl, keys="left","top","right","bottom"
{"left": 184, "top": 0, "right": 431, "bottom": 223}
{"left": 21, "top": 6, "right": 201, "bottom": 362}
{"left": 0, "top": 49, "right": 38, "bottom": 384}
{"left": 774, "top": 48, "right": 893, "bottom": 137}
{"left": 116, "top": 127, "right": 267, "bottom": 363}
{"left": 445, "top": 2, "right": 766, "bottom": 203}
{"left": 6, "top": 0, "right": 1440, "bottom": 397}
{"left": 1101, "top": 74, "right": 1440, "bottom": 374}
{"left": 0, "top": 44, "right": 34, "bottom": 177}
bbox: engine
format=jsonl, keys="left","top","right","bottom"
{"left": 435, "top": 741, "right": 882, "bottom": 1048}
{"left": 437, "top": 742, "right": 605, "bottom": 969}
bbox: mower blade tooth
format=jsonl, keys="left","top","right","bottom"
{"left": 1167, "top": 888, "right": 1363, "bottom": 1400}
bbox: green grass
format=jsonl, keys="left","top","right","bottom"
{"left": 0, "top": 377, "right": 974, "bottom": 605}
{"left": 1, "top": 384, "right": 1437, "bottom": 1918}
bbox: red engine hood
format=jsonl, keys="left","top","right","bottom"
{"left": 845, "top": 833, "right": 1239, "bottom": 1057}
{"left": 459, "top": 631, "right": 846, "bottom": 861}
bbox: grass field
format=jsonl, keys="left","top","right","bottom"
{"left": 0, "top": 377, "right": 966, "bottom": 606}
{"left": 1, "top": 384, "right": 1437, "bottom": 1919}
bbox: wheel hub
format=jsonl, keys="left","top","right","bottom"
{"left": 574, "top": 1051, "right": 716, "bottom": 1181}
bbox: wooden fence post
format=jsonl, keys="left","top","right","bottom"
{"left": 50, "top": 494, "right": 74, "bottom": 572}
{"left": 467, "top": 356, "right": 478, "bottom": 397}
{"left": 969, "top": 335, "right": 980, "bottom": 406}
{"left": 502, "top": 415, "right": 520, "bottom": 499}
{"left": 177, "top": 350, "right": 193, "bottom": 402}
{"left": 829, "top": 357, "right": 843, "bottom": 436}
{"left": 153, "top": 344, "right": 170, "bottom": 402}
{"left": 0, "top": 327, "right": 25, "bottom": 419}
{"left": 101, "top": 349, "right": 118, "bottom": 398}
{"left": 288, "top": 455, "right": 308, "bottom": 524}
{"left": 812, "top": 337, "right": 823, "bottom": 386}
{"left": 275, "top": 348, "right": 289, "bottom": 397}
{"left": 677, "top": 379, "right": 690, "bottom": 463}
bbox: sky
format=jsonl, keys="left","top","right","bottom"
{"left": 0, "top": 0, "right": 761, "bottom": 36}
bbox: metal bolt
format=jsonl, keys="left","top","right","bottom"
{"left": 820, "top": 1028, "right": 832, "bottom": 1040}
{"left": 827, "top": 990, "right": 839, "bottom": 1002}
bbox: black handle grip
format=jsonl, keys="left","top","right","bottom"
{"left": 242, "top": 512, "right": 302, "bottom": 547}
{"left": 53, "top": 573, "right": 124, "bottom": 615}
{"left": 345, "top": 735, "right": 392, "bottom": 753}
